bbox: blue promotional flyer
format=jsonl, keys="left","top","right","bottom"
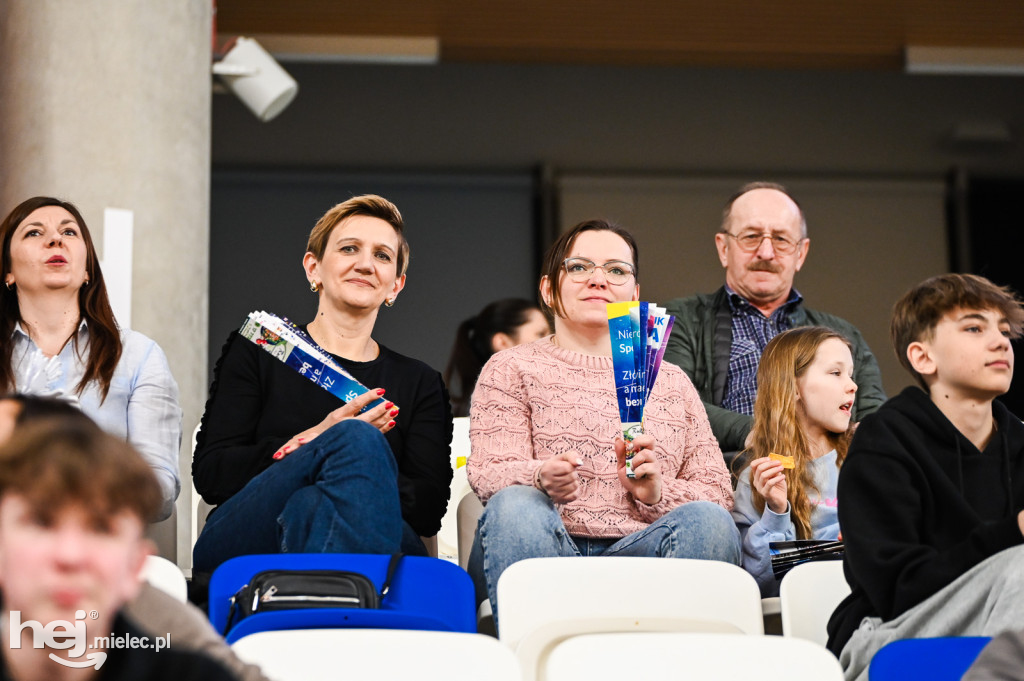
{"left": 607, "top": 302, "right": 675, "bottom": 477}
{"left": 239, "top": 310, "right": 389, "bottom": 411}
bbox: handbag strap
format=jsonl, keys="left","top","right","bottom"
{"left": 379, "top": 553, "right": 403, "bottom": 599}
{"left": 224, "top": 597, "right": 238, "bottom": 636}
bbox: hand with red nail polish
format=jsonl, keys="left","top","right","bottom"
{"left": 274, "top": 387, "right": 397, "bottom": 458}
{"left": 344, "top": 388, "right": 399, "bottom": 434}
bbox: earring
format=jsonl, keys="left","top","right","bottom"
{"left": 83, "top": 278, "right": 89, "bottom": 286}
{"left": 310, "top": 281, "right": 319, "bottom": 293}
{"left": 4, "top": 281, "right": 12, "bottom": 291}
{"left": 384, "top": 298, "right": 395, "bottom": 308}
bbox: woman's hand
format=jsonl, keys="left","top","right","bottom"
{"left": 536, "top": 452, "right": 582, "bottom": 504}
{"left": 750, "top": 457, "right": 788, "bottom": 514}
{"left": 614, "top": 434, "right": 662, "bottom": 506}
{"left": 272, "top": 388, "right": 398, "bottom": 460}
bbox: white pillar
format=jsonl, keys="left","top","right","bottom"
{"left": 0, "top": 0, "right": 212, "bottom": 565}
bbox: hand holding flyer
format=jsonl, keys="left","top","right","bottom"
{"left": 607, "top": 302, "right": 675, "bottom": 477}
{"left": 238, "top": 311, "right": 390, "bottom": 411}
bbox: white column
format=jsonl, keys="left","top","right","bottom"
{"left": 0, "top": 0, "right": 212, "bottom": 565}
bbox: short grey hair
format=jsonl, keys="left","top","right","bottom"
{"left": 721, "top": 182, "right": 807, "bottom": 239}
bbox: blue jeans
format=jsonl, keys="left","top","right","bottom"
{"left": 193, "top": 419, "right": 412, "bottom": 573}
{"left": 467, "top": 485, "right": 742, "bottom": 630}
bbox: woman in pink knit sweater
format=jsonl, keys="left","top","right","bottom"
{"left": 466, "top": 219, "right": 740, "bottom": 627}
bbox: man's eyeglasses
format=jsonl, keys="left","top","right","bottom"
{"left": 562, "top": 257, "right": 635, "bottom": 286}
{"left": 721, "top": 231, "right": 803, "bottom": 256}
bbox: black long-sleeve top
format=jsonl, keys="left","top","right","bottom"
{"left": 192, "top": 330, "right": 454, "bottom": 537}
{"left": 827, "top": 387, "right": 1024, "bottom": 655}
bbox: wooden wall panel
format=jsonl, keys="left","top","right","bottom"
{"left": 216, "top": 0, "right": 1024, "bottom": 69}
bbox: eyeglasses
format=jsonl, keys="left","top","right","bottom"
{"left": 562, "top": 257, "right": 635, "bottom": 286}
{"left": 722, "top": 231, "right": 803, "bottom": 256}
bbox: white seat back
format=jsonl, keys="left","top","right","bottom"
{"left": 457, "top": 491, "right": 483, "bottom": 571}
{"left": 498, "top": 557, "right": 763, "bottom": 680}
{"left": 141, "top": 554, "right": 188, "bottom": 602}
{"left": 779, "top": 560, "right": 850, "bottom": 646}
{"left": 437, "top": 417, "right": 472, "bottom": 562}
{"left": 544, "top": 632, "right": 843, "bottom": 681}
{"left": 231, "top": 628, "right": 520, "bottom": 681}
{"left": 189, "top": 423, "right": 213, "bottom": 559}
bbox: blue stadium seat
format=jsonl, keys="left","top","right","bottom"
{"left": 868, "top": 636, "right": 991, "bottom": 680}
{"left": 209, "top": 553, "right": 476, "bottom": 643}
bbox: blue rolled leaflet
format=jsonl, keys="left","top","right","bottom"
{"left": 239, "top": 311, "right": 388, "bottom": 411}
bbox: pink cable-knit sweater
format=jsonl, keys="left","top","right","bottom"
{"left": 467, "top": 336, "right": 733, "bottom": 538}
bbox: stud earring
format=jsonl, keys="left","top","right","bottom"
{"left": 384, "top": 298, "right": 395, "bottom": 308}
{"left": 310, "top": 281, "right": 319, "bottom": 293}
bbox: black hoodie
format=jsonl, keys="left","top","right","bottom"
{"left": 827, "top": 387, "right": 1024, "bottom": 655}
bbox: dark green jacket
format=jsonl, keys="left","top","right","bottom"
{"left": 662, "top": 287, "right": 886, "bottom": 452}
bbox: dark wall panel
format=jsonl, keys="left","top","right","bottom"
{"left": 210, "top": 170, "right": 537, "bottom": 381}
{"left": 961, "top": 175, "right": 1024, "bottom": 417}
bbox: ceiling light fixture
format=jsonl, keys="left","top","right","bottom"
{"left": 213, "top": 37, "right": 299, "bottom": 122}
{"left": 905, "top": 46, "right": 1024, "bottom": 76}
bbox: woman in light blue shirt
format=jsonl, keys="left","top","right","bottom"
{"left": 0, "top": 197, "right": 180, "bottom": 519}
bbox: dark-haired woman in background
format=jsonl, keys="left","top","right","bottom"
{"left": 0, "top": 197, "right": 181, "bottom": 519}
{"left": 444, "top": 298, "right": 549, "bottom": 417}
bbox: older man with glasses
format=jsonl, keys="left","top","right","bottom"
{"left": 662, "top": 182, "right": 886, "bottom": 458}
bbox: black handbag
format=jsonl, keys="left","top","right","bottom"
{"left": 223, "top": 553, "right": 402, "bottom": 634}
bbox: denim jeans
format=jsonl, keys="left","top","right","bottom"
{"left": 193, "top": 419, "right": 407, "bottom": 573}
{"left": 467, "top": 485, "right": 742, "bottom": 631}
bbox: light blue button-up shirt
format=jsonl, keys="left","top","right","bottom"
{"left": 11, "top": 321, "right": 182, "bottom": 520}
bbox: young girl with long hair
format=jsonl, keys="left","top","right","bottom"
{"left": 731, "top": 326, "right": 857, "bottom": 597}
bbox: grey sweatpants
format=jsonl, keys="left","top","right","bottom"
{"left": 964, "top": 629, "right": 1024, "bottom": 681}
{"left": 840, "top": 544, "right": 1024, "bottom": 681}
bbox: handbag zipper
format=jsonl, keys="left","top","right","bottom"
{"left": 256, "top": 585, "right": 362, "bottom": 607}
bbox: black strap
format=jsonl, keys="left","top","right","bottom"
{"left": 224, "top": 598, "right": 239, "bottom": 635}
{"left": 379, "top": 553, "right": 403, "bottom": 599}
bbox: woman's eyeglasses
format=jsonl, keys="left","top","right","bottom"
{"left": 562, "top": 258, "right": 635, "bottom": 286}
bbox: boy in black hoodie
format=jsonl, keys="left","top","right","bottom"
{"left": 827, "top": 273, "right": 1024, "bottom": 680}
